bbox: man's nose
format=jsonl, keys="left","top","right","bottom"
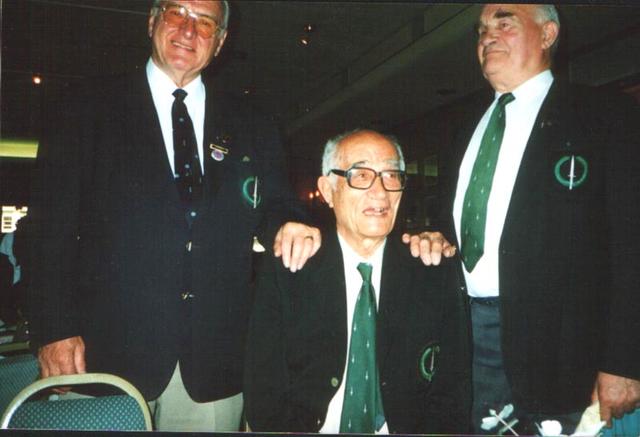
{"left": 179, "top": 16, "right": 197, "bottom": 38}
{"left": 479, "top": 29, "right": 497, "bottom": 47}
{"left": 367, "top": 174, "right": 387, "bottom": 197}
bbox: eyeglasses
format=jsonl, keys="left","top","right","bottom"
{"left": 160, "top": 2, "right": 222, "bottom": 39}
{"left": 330, "top": 166, "right": 407, "bottom": 192}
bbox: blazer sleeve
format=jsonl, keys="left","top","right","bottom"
{"left": 25, "top": 83, "right": 94, "bottom": 349}
{"left": 424, "top": 260, "right": 472, "bottom": 432}
{"left": 244, "top": 255, "right": 298, "bottom": 431}
{"left": 602, "top": 91, "right": 640, "bottom": 380}
{"left": 250, "top": 113, "right": 311, "bottom": 252}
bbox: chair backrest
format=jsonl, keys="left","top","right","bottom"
{"left": 0, "top": 354, "right": 39, "bottom": 414}
{"left": 0, "top": 373, "right": 152, "bottom": 431}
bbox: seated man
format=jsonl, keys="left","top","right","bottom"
{"left": 245, "top": 129, "right": 470, "bottom": 434}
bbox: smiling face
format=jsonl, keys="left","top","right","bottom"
{"left": 148, "top": 0, "right": 227, "bottom": 87}
{"left": 477, "top": 4, "right": 558, "bottom": 92}
{"left": 318, "top": 131, "right": 403, "bottom": 258}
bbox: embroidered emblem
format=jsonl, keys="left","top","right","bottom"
{"left": 554, "top": 155, "right": 588, "bottom": 190}
{"left": 242, "top": 176, "right": 261, "bottom": 208}
{"left": 419, "top": 343, "right": 440, "bottom": 382}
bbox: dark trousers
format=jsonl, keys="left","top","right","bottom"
{"left": 470, "top": 297, "right": 582, "bottom": 435}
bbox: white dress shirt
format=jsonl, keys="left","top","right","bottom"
{"left": 320, "top": 233, "right": 389, "bottom": 434}
{"left": 453, "top": 70, "right": 553, "bottom": 297}
{"left": 146, "top": 58, "right": 206, "bottom": 175}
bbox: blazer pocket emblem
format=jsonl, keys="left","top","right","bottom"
{"left": 242, "top": 176, "right": 261, "bottom": 208}
{"left": 419, "top": 342, "right": 440, "bottom": 382}
{"left": 553, "top": 154, "right": 588, "bottom": 190}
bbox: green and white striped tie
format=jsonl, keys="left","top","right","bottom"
{"left": 461, "top": 92, "right": 515, "bottom": 272}
{"left": 339, "top": 262, "right": 385, "bottom": 433}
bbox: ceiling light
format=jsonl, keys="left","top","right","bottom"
{"left": 32, "top": 75, "right": 42, "bottom": 85}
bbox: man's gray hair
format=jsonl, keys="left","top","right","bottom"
{"left": 151, "top": 0, "right": 230, "bottom": 30}
{"left": 321, "top": 129, "right": 406, "bottom": 179}
{"left": 534, "top": 5, "right": 560, "bottom": 54}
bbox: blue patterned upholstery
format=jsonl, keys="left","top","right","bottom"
{"left": 0, "top": 373, "right": 152, "bottom": 431}
{"left": 0, "top": 354, "right": 39, "bottom": 414}
{"left": 602, "top": 408, "right": 640, "bottom": 437}
{"left": 7, "top": 395, "right": 147, "bottom": 430}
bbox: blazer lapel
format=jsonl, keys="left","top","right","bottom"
{"left": 123, "top": 72, "right": 182, "bottom": 215}
{"left": 376, "top": 239, "right": 411, "bottom": 372}
{"left": 202, "top": 82, "right": 229, "bottom": 198}
{"left": 501, "top": 82, "right": 563, "bottom": 244}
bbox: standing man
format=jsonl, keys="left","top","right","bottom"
{"left": 407, "top": 4, "right": 640, "bottom": 433}
{"left": 245, "top": 129, "right": 470, "bottom": 433}
{"left": 26, "top": 0, "right": 319, "bottom": 432}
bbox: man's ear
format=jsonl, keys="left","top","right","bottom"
{"left": 148, "top": 10, "right": 156, "bottom": 38}
{"left": 541, "top": 21, "right": 559, "bottom": 50}
{"left": 317, "top": 176, "right": 334, "bottom": 208}
{"left": 213, "top": 30, "right": 228, "bottom": 57}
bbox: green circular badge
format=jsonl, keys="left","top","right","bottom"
{"left": 419, "top": 344, "right": 440, "bottom": 382}
{"left": 554, "top": 155, "right": 588, "bottom": 189}
{"left": 242, "top": 176, "right": 262, "bottom": 207}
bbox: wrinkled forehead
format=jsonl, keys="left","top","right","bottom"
{"left": 337, "top": 133, "right": 400, "bottom": 168}
{"left": 167, "top": 0, "right": 222, "bottom": 17}
{"left": 479, "top": 3, "right": 534, "bottom": 25}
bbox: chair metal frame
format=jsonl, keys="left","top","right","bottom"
{"left": 0, "top": 372, "right": 153, "bottom": 430}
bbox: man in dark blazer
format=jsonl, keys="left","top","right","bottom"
{"left": 245, "top": 129, "right": 470, "bottom": 434}
{"left": 407, "top": 4, "right": 640, "bottom": 434}
{"left": 26, "top": 0, "right": 319, "bottom": 431}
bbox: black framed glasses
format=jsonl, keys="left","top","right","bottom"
{"left": 160, "top": 2, "right": 222, "bottom": 39}
{"left": 330, "top": 166, "right": 407, "bottom": 192}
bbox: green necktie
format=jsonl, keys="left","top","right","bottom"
{"left": 340, "top": 262, "right": 385, "bottom": 433}
{"left": 461, "top": 92, "right": 515, "bottom": 272}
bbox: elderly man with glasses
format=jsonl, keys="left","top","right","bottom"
{"left": 26, "top": 0, "right": 319, "bottom": 431}
{"left": 244, "top": 129, "right": 471, "bottom": 434}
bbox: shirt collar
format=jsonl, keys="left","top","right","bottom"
{"left": 337, "top": 232, "right": 386, "bottom": 272}
{"left": 146, "top": 57, "right": 204, "bottom": 101}
{"left": 496, "top": 69, "right": 554, "bottom": 104}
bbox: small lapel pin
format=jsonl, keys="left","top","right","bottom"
{"left": 209, "top": 143, "right": 229, "bottom": 162}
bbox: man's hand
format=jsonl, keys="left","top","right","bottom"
{"left": 38, "top": 336, "right": 86, "bottom": 379}
{"left": 593, "top": 371, "right": 640, "bottom": 425}
{"left": 273, "top": 222, "right": 321, "bottom": 273}
{"left": 402, "top": 231, "right": 456, "bottom": 266}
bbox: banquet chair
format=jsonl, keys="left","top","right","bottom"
{"left": 0, "top": 373, "right": 152, "bottom": 431}
{"left": 0, "top": 353, "right": 39, "bottom": 414}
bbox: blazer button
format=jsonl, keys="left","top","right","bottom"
{"left": 330, "top": 377, "right": 339, "bottom": 387}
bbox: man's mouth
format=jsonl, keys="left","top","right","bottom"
{"left": 172, "top": 40, "right": 195, "bottom": 52}
{"left": 363, "top": 207, "right": 389, "bottom": 216}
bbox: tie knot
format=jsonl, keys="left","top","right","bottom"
{"left": 173, "top": 88, "right": 187, "bottom": 102}
{"left": 498, "top": 92, "right": 515, "bottom": 107}
{"left": 357, "top": 262, "right": 373, "bottom": 283}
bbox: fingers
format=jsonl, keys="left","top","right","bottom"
{"left": 596, "top": 372, "right": 640, "bottom": 426}
{"left": 599, "top": 402, "right": 613, "bottom": 426}
{"left": 421, "top": 236, "right": 442, "bottom": 266}
{"left": 38, "top": 336, "right": 85, "bottom": 380}
{"left": 403, "top": 232, "right": 455, "bottom": 266}
{"left": 275, "top": 223, "right": 322, "bottom": 272}
{"left": 74, "top": 338, "right": 87, "bottom": 374}
{"left": 273, "top": 229, "right": 283, "bottom": 258}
